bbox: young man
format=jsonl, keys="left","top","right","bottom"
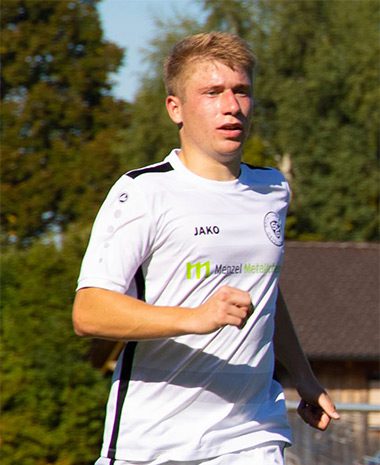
{"left": 73, "top": 32, "right": 339, "bottom": 465}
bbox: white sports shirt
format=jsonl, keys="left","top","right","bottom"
{"left": 77, "top": 149, "right": 292, "bottom": 462}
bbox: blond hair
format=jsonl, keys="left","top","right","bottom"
{"left": 163, "top": 32, "right": 256, "bottom": 97}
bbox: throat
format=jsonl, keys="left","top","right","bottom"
{"left": 178, "top": 149, "right": 240, "bottom": 181}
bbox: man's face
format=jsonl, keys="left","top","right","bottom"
{"left": 166, "top": 60, "right": 253, "bottom": 166}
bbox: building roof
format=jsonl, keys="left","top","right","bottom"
{"left": 280, "top": 241, "right": 380, "bottom": 361}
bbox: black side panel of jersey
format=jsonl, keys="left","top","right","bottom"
{"left": 107, "top": 267, "right": 145, "bottom": 459}
{"left": 107, "top": 341, "right": 137, "bottom": 460}
{"left": 134, "top": 266, "right": 146, "bottom": 300}
{"left": 126, "top": 161, "right": 174, "bottom": 179}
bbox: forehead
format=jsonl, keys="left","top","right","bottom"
{"left": 180, "top": 59, "right": 252, "bottom": 93}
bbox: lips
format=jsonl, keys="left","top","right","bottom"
{"left": 218, "top": 122, "right": 243, "bottom": 131}
{"left": 217, "top": 122, "right": 244, "bottom": 138}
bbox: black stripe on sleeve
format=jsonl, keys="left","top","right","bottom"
{"left": 126, "top": 162, "right": 174, "bottom": 179}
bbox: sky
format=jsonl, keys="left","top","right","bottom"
{"left": 97, "top": 0, "right": 204, "bottom": 101}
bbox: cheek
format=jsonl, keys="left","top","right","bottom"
{"left": 240, "top": 98, "right": 254, "bottom": 117}
{"left": 188, "top": 102, "right": 215, "bottom": 126}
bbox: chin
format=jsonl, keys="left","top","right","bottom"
{"left": 217, "top": 142, "right": 244, "bottom": 158}
{"left": 213, "top": 152, "right": 242, "bottom": 167}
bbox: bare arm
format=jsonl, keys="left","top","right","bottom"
{"left": 274, "top": 289, "right": 340, "bottom": 430}
{"left": 72, "top": 285, "right": 253, "bottom": 341}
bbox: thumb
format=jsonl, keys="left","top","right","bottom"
{"left": 318, "top": 392, "right": 340, "bottom": 420}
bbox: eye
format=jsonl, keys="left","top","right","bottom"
{"left": 234, "top": 86, "right": 252, "bottom": 97}
{"left": 206, "top": 89, "right": 219, "bottom": 96}
{"left": 203, "top": 86, "right": 223, "bottom": 96}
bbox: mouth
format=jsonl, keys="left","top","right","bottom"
{"left": 217, "top": 122, "right": 245, "bottom": 138}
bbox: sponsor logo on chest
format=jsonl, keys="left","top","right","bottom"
{"left": 186, "top": 260, "right": 281, "bottom": 279}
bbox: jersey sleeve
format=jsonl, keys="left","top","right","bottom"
{"left": 76, "top": 175, "right": 154, "bottom": 294}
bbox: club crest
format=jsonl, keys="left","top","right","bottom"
{"left": 264, "top": 212, "right": 283, "bottom": 247}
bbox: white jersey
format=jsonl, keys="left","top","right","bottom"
{"left": 77, "top": 149, "right": 292, "bottom": 462}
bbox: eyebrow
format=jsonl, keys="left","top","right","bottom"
{"left": 199, "top": 83, "right": 252, "bottom": 93}
{"left": 199, "top": 85, "right": 223, "bottom": 92}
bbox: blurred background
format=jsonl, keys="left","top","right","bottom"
{"left": 1, "top": 0, "right": 379, "bottom": 464}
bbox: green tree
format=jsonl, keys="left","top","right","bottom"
{"left": 256, "top": 0, "right": 379, "bottom": 240}
{"left": 1, "top": 231, "right": 110, "bottom": 465}
{"left": 116, "top": 17, "right": 202, "bottom": 169}
{"left": 203, "top": 0, "right": 380, "bottom": 241}
{"left": 117, "top": 79, "right": 179, "bottom": 169}
{"left": 1, "top": 0, "right": 129, "bottom": 245}
{"left": 203, "top": 0, "right": 254, "bottom": 37}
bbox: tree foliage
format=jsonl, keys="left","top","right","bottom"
{"left": 116, "top": 17, "right": 203, "bottom": 169}
{"left": 250, "top": 0, "right": 380, "bottom": 241}
{"left": 130, "top": 0, "right": 379, "bottom": 241}
{"left": 203, "top": 0, "right": 255, "bottom": 37}
{"left": 1, "top": 231, "right": 109, "bottom": 464}
{"left": 1, "top": 0, "right": 129, "bottom": 245}
{"left": 4, "top": 0, "right": 377, "bottom": 242}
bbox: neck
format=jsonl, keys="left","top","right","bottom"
{"left": 178, "top": 149, "right": 241, "bottom": 181}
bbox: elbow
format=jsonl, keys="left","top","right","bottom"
{"left": 72, "top": 291, "right": 94, "bottom": 337}
{"left": 72, "top": 316, "right": 87, "bottom": 337}
{"left": 72, "top": 308, "right": 89, "bottom": 337}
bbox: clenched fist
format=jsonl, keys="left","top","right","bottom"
{"left": 185, "top": 285, "right": 254, "bottom": 334}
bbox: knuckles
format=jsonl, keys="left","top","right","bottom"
{"left": 202, "top": 286, "right": 253, "bottom": 330}
{"left": 216, "top": 286, "right": 231, "bottom": 302}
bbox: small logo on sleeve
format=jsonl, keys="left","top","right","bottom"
{"left": 119, "top": 193, "right": 129, "bottom": 202}
{"left": 264, "top": 212, "right": 284, "bottom": 247}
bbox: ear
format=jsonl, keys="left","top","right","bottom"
{"left": 165, "top": 95, "right": 183, "bottom": 125}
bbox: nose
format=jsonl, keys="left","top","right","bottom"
{"left": 221, "top": 89, "right": 240, "bottom": 115}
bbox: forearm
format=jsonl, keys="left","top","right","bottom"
{"left": 274, "top": 289, "right": 317, "bottom": 389}
{"left": 73, "top": 285, "right": 252, "bottom": 341}
{"left": 274, "top": 289, "right": 340, "bottom": 429}
{"left": 73, "top": 287, "right": 193, "bottom": 341}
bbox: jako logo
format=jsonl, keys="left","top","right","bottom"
{"left": 186, "top": 261, "right": 211, "bottom": 279}
{"left": 194, "top": 225, "right": 220, "bottom": 236}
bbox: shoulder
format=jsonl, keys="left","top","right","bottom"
{"left": 118, "top": 160, "right": 175, "bottom": 196}
{"left": 126, "top": 160, "right": 174, "bottom": 180}
{"left": 98, "top": 159, "right": 175, "bottom": 213}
